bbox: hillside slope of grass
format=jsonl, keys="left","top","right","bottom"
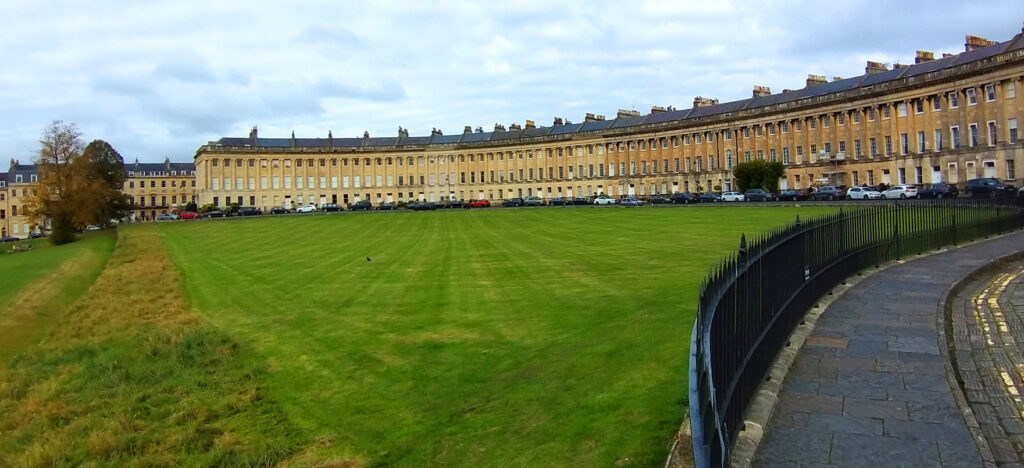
{"left": 0, "top": 225, "right": 309, "bottom": 467}
{"left": 159, "top": 206, "right": 831, "bottom": 466}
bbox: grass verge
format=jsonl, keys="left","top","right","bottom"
{"left": 0, "top": 232, "right": 116, "bottom": 354}
{"left": 0, "top": 224, "right": 311, "bottom": 467}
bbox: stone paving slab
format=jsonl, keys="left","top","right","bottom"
{"left": 751, "top": 230, "right": 1024, "bottom": 467}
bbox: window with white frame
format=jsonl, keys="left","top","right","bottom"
{"left": 951, "top": 126, "right": 961, "bottom": 148}
{"left": 949, "top": 91, "right": 960, "bottom": 108}
{"left": 1007, "top": 160, "right": 1016, "bottom": 180}
{"left": 1009, "top": 118, "right": 1018, "bottom": 144}
{"left": 897, "top": 102, "right": 907, "bottom": 117}
{"left": 988, "top": 121, "right": 997, "bottom": 146}
{"left": 969, "top": 123, "right": 979, "bottom": 147}
{"left": 932, "top": 96, "right": 941, "bottom": 111}
{"left": 915, "top": 100, "right": 924, "bottom": 114}
{"left": 837, "top": 113, "right": 845, "bottom": 125}
{"left": 934, "top": 129, "right": 942, "bottom": 151}
{"left": 1007, "top": 81, "right": 1016, "bottom": 99}
{"left": 967, "top": 87, "right": 977, "bottom": 105}
{"left": 782, "top": 147, "right": 790, "bottom": 164}
{"left": 852, "top": 110, "right": 860, "bottom": 123}
{"left": 918, "top": 131, "right": 926, "bottom": 153}
{"left": 985, "top": 84, "right": 996, "bottom": 102}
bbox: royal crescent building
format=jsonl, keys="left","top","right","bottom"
{"left": 194, "top": 29, "right": 1024, "bottom": 211}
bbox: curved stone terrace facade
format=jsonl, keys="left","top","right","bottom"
{"left": 195, "top": 28, "right": 1024, "bottom": 210}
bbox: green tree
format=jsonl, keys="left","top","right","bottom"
{"left": 733, "top": 160, "right": 786, "bottom": 193}
{"left": 76, "top": 140, "right": 130, "bottom": 226}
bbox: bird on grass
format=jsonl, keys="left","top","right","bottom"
{"left": 366, "top": 257, "right": 372, "bottom": 262}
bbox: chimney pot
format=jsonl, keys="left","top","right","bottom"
{"left": 752, "top": 85, "right": 771, "bottom": 98}
{"left": 965, "top": 35, "right": 995, "bottom": 52}
{"left": 464, "top": 125, "right": 472, "bottom": 134}
{"left": 865, "top": 61, "right": 888, "bottom": 74}
{"left": 915, "top": 50, "right": 935, "bottom": 63}
{"left": 524, "top": 120, "right": 536, "bottom": 129}
{"left": 805, "top": 74, "right": 827, "bottom": 87}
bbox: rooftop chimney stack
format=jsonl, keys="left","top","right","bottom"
{"left": 752, "top": 85, "right": 771, "bottom": 98}
{"left": 865, "top": 61, "right": 888, "bottom": 74}
{"left": 525, "top": 120, "right": 536, "bottom": 129}
{"left": 509, "top": 123, "right": 522, "bottom": 130}
{"left": 464, "top": 125, "right": 472, "bottom": 134}
{"left": 965, "top": 35, "right": 995, "bottom": 51}
{"left": 692, "top": 97, "right": 719, "bottom": 108}
{"left": 893, "top": 63, "right": 908, "bottom": 69}
{"left": 915, "top": 50, "right": 935, "bottom": 63}
{"left": 805, "top": 74, "right": 828, "bottom": 87}
{"left": 585, "top": 112, "right": 600, "bottom": 122}
{"left": 651, "top": 105, "right": 667, "bottom": 113}
{"left": 494, "top": 123, "right": 505, "bottom": 132}
{"left": 617, "top": 109, "right": 641, "bottom": 118}
{"left": 553, "top": 117, "right": 563, "bottom": 126}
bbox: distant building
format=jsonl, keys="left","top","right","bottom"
{"left": 195, "top": 27, "right": 1024, "bottom": 207}
{"left": 0, "top": 158, "right": 197, "bottom": 238}
{"left": 122, "top": 158, "right": 197, "bottom": 221}
{"left": 1, "top": 160, "right": 42, "bottom": 238}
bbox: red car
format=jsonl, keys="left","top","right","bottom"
{"left": 178, "top": 211, "right": 199, "bottom": 219}
{"left": 466, "top": 199, "right": 491, "bottom": 208}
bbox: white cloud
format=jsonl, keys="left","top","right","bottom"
{"left": 0, "top": 0, "right": 1021, "bottom": 163}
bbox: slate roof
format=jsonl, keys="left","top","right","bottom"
{"left": 204, "top": 31, "right": 1024, "bottom": 150}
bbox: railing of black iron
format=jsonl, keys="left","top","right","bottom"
{"left": 689, "top": 197, "right": 1024, "bottom": 468}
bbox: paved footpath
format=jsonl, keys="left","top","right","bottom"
{"left": 752, "top": 230, "right": 1024, "bottom": 468}
{"left": 950, "top": 257, "right": 1024, "bottom": 466}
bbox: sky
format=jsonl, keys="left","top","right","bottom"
{"left": 2, "top": 1, "right": 1023, "bottom": 164}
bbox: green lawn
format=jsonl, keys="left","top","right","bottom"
{"left": 156, "top": 205, "right": 833, "bottom": 466}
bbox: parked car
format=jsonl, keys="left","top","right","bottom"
{"left": 270, "top": 206, "right": 289, "bottom": 214}
{"left": 846, "top": 186, "right": 881, "bottom": 200}
{"left": 524, "top": 196, "right": 545, "bottom": 206}
{"left": 409, "top": 201, "right": 438, "bottom": 210}
{"left": 721, "top": 191, "right": 745, "bottom": 202}
{"left": 880, "top": 184, "right": 918, "bottom": 199}
{"left": 964, "top": 177, "right": 1016, "bottom": 198}
{"left": 593, "top": 195, "right": 618, "bottom": 205}
{"left": 744, "top": 188, "right": 776, "bottom": 202}
{"left": 699, "top": 193, "right": 723, "bottom": 203}
{"left": 201, "top": 210, "right": 225, "bottom": 218}
{"left": 321, "top": 203, "right": 343, "bottom": 212}
{"left": 548, "top": 197, "right": 569, "bottom": 206}
{"left": 572, "top": 197, "right": 591, "bottom": 205}
{"left": 350, "top": 200, "right": 372, "bottom": 211}
{"left": 444, "top": 200, "right": 465, "bottom": 209}
{"left": 621, "top": 197, "right": 644, "bottom": 206}
{"left": 157, "top": 213, "right": 179, "bottom": 221}
{"left": 238, "top": 207, "right": 262, "bottom": 216}
{"left": 179, "top": 211, "right": 199, "bottom": 219}
{"left": 85, "top": 225, "right": 103, "bottom": 230}
{"left": 777, "top": 189, "right": 806, "bottom": 201}
{"left": 917, "top": 183, "right": 959, "bottom": 199}
{"left": 466, "top": 199, "right": 491, "bottom": 208}
{"left": 809, "top": 186, "right": 842, "bottom": 201}
{"left": 648, "top": 195, "right": 670, "bottom": 204}
{"left": 671, "top": 192, "right": 697, "bottom": 204}
{"left": 28, "top": 232, "right": 46, "bottom": 239}
{"left": 295, "top": 204, "right": 317, "bottom": 213}
{"left": 503, "top": 197, "right": 524, "bottom": 207}
{"left": 377, "top": 202, "right": 396, "bottom": 210}
{"left": 0, "top": 236, "right": 19, "bottom": 243}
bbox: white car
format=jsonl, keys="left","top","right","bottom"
{"left": 295, "top": 204, "right": 318, "bottom": 213}
{"left": 846, "top": 187, "right": 881, "bottom": 200}
{"left": 721, "top": 191, "right": 745, "bottom": 202}
{"left": 593, "top": 195, "right": 618, "bottom": 205}
{"left": 880, "top": 185, "right": 918, "bottom": 199}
